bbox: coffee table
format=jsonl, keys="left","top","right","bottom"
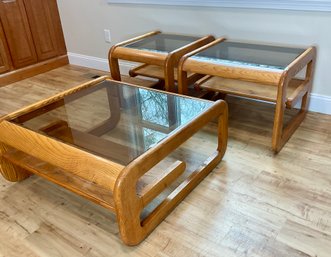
{"left": 178, "top": 38, "right": 316, "bottom": 152}
{"left": 109, "top": 31, "right": 215, "bottom": 92}
{"left": 0, "top": 76, "right": 228, "bottom": 245}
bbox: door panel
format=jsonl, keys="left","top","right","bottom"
{"left": 0, "top": 20, "right": 12, "bottom": 74}
{"left": 48, "top": 0, "right": 67, "bottom": 55}
{"left": 23, "top": 0, "right": 67, "bottom": 60}
{"left": 0, "top": 0, "right": 38, "bottom": 69}
{"left": 23, "top": 0, "right": 58, "bottom": 61}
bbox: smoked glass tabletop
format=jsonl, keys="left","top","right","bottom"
{"left": 192, "top": 41, "right": 306, "bottom": 70}
{"left": 124, "top": 33, "right": 201, "bottom": 53}
{"left": 12, "top": 80, "right": 213, "bottom": 165}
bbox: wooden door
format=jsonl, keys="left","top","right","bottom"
{"left": 0, "top": 20, "right": 12, "bottom": 74}
{"left": 23, "top": 0, "right": 66, "bottom": 61}
{"left": 48, "top": 0, "right": 67, "bottom": 56}
{"left": 0, "top": 0, "right": 37, "bottom": 69}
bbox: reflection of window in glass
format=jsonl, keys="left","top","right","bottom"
{"left": 179, "top": 98, "right": 210, "bottom": 125}
{"left": 138, "top": 89, "right": 171, "bottom": 128}
{"left": 136, "top": 89, "right": 178, "bottom": 151}
{"left": 137, "top": 88, "right": 211, "bottom": 128}
{"left": 129, "top": 87, "right": 212, "bottom": 152}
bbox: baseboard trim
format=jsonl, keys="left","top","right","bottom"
{"left": 309, "top": 93, "right": 331, "bottom": 115}
{"left": 68, "top": 52, "right": 136, "bottom": 75}
{"left": 67, "top": 52, "right": 331, "bottom": 115}
{"left": 0, "top": 55, "right": 69, "bottom": 87}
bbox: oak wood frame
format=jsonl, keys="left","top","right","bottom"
{"left": 108, "top": 31, "right": 215, "bottom": 92}
{"left": 0, "top": 76, "right": 228, "bottom": 245}
{"left": 177, "top": 38, "right": 316, "bottom": 153}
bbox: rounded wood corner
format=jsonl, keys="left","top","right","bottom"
{"left": 0, "top": 152, "right": 31, "bottom": 182}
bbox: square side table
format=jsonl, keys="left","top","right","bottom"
{"left": 178, "top": 38, "right": 316, "bottom": 152}
{"left": 109, "top": 31, "right": 215, "bottom": 92}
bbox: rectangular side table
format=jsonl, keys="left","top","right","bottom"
{"left": 178, "top": 38, "right": 316, "bottom": 152}
{"left": 0, "top": 76, "right": 228, "bottom": 245}
{"left": 109, "top": 31, "right": 215, "bottom": 92}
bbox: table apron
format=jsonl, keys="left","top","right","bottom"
{"left": 182, "top": 59, "right": 283, "bottom": 85}
{"left": 112, "top": 48, "right": 166, "bottom": 66}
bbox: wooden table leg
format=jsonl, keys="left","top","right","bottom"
{"left": 272, "top": 56, "right": 315, "bottom": 153}
{"left": 177, "top": 69, "right": 189, "bottom": 95}
{"left": 165, "top": 57, "right": 176, "bottom": 92}
{"left": 114, "top": 101, "right": 228, "bottom": 245}
{"left": 164, "top": 67, "right": 175, "bottom": 92}
{"left": 109, "top": 56, "right": 121, "bottom": 81}
{"left": 0, "top": 143, "right": 30, "bottom": 182}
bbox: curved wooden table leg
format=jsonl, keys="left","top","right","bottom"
{"left": 272, "top": 50, "right": 316, "bottom": 153}
{"left": 114, "top": 101, "right": 228, "bottom": 245}
{"left": 108, "top": 44, "right": 121, "bottom": 81}
{"left": 0, "top": 143, "right": 30, "bottom": 182}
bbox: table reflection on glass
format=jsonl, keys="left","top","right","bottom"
{"left": 109, "top": 31, "right": 215, "bottom": 92}
{"left": 0, "top": 76, "right": 228, "bottom": 245}
{"left": 178, "top": 38, "right": 316, "bottom": 152}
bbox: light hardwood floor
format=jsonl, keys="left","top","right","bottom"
{"left": 0, "top": 65, "right": 331, "bottom": 257}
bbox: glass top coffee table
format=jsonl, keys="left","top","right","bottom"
{"left": 178, "top": 38, "right": 316, "bottom": 152}
{"left": 109, "top": 31, "right": 214, "bottom": 92}
{"left": 0, "top": 76, "right": 228, "bottom": 245}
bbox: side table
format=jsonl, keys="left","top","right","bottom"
{"left": 178, "top": 38, "right": 316, "bottom": 152}
{"left": 109, "top": 31, "right": 215, "bottom": 92}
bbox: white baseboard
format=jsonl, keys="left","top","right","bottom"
{"left": 68, "top": 52, "right": 331, "bottom": 115}
{"left": 309, "top": 93, "right": 331, "bottom": 115}
{"left": 68, "top": 52, "right": 136, "bottom": 74}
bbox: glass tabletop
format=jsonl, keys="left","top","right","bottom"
{"left": 125, "top": 33, "right": 201, "bottom": 53}
{"left": 12, "top": 80, "right": 212, "bottom": 165}
{"left": 192, "top": 41, "right": 306, "bottom": 70}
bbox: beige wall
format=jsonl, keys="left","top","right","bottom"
{"left": 57, "top": 0, "right": 331, "bottom": 97}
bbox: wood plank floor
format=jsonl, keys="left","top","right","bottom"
{"left": 0, "top": 65, "right": 331, "bottom": 257}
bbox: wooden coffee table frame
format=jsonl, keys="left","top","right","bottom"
{"left": 178, "top": 38, "right": 316, "bottom": 153}
{"left": 0, "top": 76, "right": 228, "bottom": 245}
{"left": 109, "top": 31, "right": 215, "bottom": 92}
